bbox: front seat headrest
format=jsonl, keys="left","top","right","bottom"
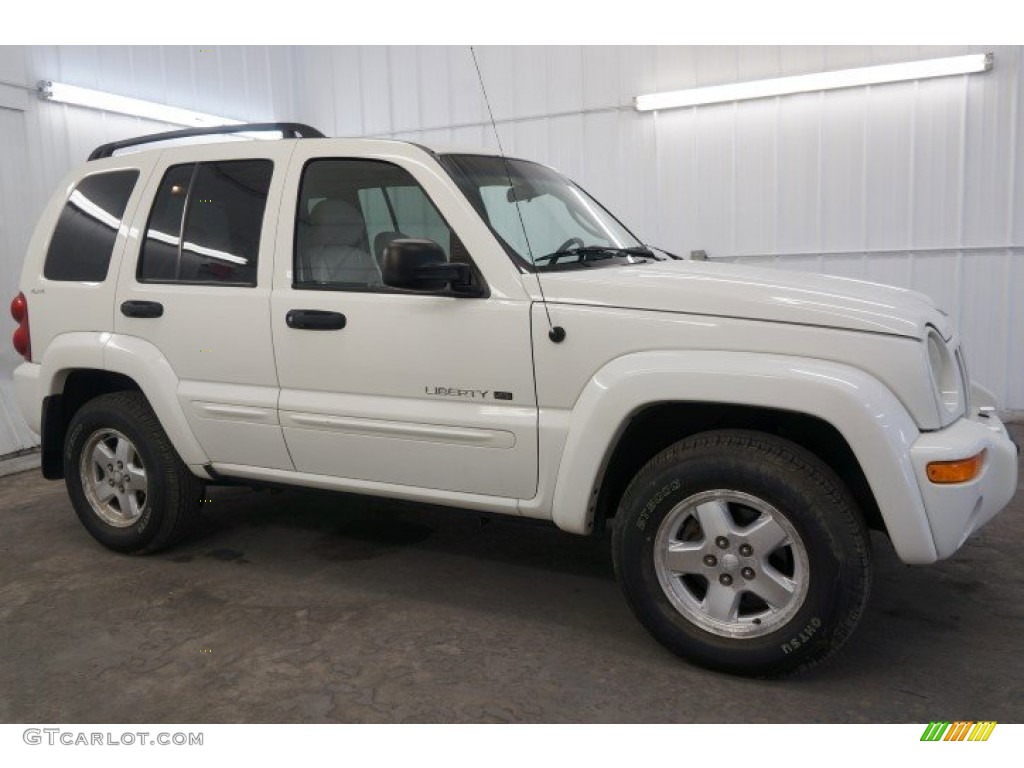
{"left": 308, "top": 199, "right": 365, "bottom": 247}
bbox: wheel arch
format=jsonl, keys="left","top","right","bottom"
{"left": 592, "top": 402, "right": 883, "bottom": 537}
{"left": 549, "top": 350, "right": 939, "bottom": 564}
{"left": 37, "top": 333, "right": 210, "bottom": 478}
{"left": 41, "top": 368, "right": 140, "bottom": 479}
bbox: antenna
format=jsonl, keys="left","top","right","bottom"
{"left": 469, "top": 47, "right": 565, "bottom": 343}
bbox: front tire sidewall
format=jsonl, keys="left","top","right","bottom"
{"left": 615, "top": 434, "right": 869, "bottom": 676}
{"left": 65, "top": 404, "right": 169, "bottom": 553}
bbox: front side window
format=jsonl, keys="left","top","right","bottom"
{"left": 439, "top": 154, "right": 646, "bottom": 271}
{"left": 138, "top": 160, "right": 273, "bottom": 286}
{"left": 295, "top": 159, "right": 472, "bottom": 291}
{"left": 44, "top": 170, "right": 140, "bottom": 282}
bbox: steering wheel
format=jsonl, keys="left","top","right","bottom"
{"left": 556, "top": 237, "right": 585, "bottom": 253}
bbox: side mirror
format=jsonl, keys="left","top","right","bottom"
{"left": 381, "top": 239, "right": 473, "bottom": 293}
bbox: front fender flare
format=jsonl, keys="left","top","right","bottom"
{"left": 551, "top": 351, "right": 937, "bottom": 564}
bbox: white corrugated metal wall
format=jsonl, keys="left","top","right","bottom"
{"left": 295, "top": 45, "right": 1022, "bottom": 413}
{"left": 1, "top": 45, "right": 1021, "bottom": 456}
{"left": 0, "top": 45, "right": 298, "bottom": 456}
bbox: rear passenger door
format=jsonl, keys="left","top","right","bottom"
{"left": 115, "top": 142, "right": 294, "bottom": 471}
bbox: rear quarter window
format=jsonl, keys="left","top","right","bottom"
{"left": 43, "top": 170, "right": 140, "bottom": 282}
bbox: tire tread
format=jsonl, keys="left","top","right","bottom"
{"left": 613, "top": 429, "right": 872, "bottom": 677}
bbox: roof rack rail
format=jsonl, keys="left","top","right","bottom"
{"left": 87, "top": 122, "right": 325, "bottom": 161}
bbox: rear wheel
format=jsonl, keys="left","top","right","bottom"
{"left": 64, "top": 391, "right": 203, "bottom": 554}
{"left": 613, "top": 429, "right": 872, "bottom": 676}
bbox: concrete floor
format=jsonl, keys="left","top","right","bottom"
{"left": 1, "top": 427, "right": 1022, "bottom": 723}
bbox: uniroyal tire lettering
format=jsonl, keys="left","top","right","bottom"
{"left": 781, "top": 617, "right": 823, "bottom": 654}
{"left": 636, "top": 479, "right": 681, "bottom": 531}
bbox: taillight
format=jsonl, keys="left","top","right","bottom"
{"left": 11, "top": 292, "right": 30, "bottom": 362}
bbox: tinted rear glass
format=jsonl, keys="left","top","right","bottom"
{"left": 43, "top": 170, "right": 140, "bottom": 281}
{"left": 138, "top": 160, "right": 273, "bottom": 286}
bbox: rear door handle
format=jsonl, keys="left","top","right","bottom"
{"left": 286, "top": 309, "right": 346, "bottom": 330}
{"left": 120, "top": 300, "right": 163, "bottom": 318}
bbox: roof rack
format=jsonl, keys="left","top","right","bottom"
{"left": 87, "top": 122, "right": 325, "bottom": 161}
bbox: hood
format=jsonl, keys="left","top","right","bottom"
{"left": 534, "top": 259, "right": 951, "bottom": 340}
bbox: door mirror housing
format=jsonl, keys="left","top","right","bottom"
{"left": 381, "top": 239, "right": 475, "bottom": 294}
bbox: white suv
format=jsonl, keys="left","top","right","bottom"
{"left": 10, "top": 123, "right": 1018, "bottom": 676}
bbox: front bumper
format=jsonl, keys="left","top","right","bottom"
{"left": 909, "top": 410, "right": 1018, "bottom": 560}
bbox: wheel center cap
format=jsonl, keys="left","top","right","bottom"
{"left": 113, "top": 470, "right": 124, "bottom": 484}
{"left": 721, "top": 553, "right": 739, "bottom": 571}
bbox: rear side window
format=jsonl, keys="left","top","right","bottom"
{"left": 138, "top": 159, "right": 273, "bottom": 286}
{"left": 43, "top": 170, "right": 140, "bottom": 281}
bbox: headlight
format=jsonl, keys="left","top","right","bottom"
{"left": 926, "top": 329, "right": 964, "bottom": 421}
{"left": 956, "top": 346, "right": 972, "bottom": 415}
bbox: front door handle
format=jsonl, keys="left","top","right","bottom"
{"left": 120, "top": 300, "right": 164, "bottom": 318}
{"left": 286, "top": 309, "right": 346, "bottom": 331}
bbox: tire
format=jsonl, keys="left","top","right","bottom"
{"left": 612, "top": 429, "right": 872, "bottom": 677}
{"left": 63, "top": 390, "right": 204, "bottom": 554}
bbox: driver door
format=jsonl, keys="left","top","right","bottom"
{"left": 270, "top": 149, "right": 538, "bottom": 499}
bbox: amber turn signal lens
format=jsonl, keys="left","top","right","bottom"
{"left": 926, "top": 450, "right": 986, "bottom": 484}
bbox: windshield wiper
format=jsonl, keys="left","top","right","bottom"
{"left": 534, "top": 246, "right": 657, "bottom": 267}
{"left": 646, "top": 245, "right": 680, "bottom": 260}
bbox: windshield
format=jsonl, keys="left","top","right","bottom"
{"left": 439, "top": 154, "right": 647, "bottom": 271}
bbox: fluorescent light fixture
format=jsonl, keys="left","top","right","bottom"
{"left": 38, "top": 80, "right": 241, "bottom": 128}
{"left": 635, "top": 53, "right": 993, "bottom": 112}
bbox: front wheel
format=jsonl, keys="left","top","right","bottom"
{"left": 613, "top": 430, "right": 872, "bottom": 676}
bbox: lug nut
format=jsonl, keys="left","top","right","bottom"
{"left": 715, "top": 536, "right": 729, "bottom": 549}
{"left": 117, "top": 461, "right": 123, "bottom": 469}
{"left": 703, "top": 554, "right": 717, "bottom": 567}
{"left": 719, "top": 573, "right": 733, "bottom": 586}
{"left": 739, "top": 544, "right": 753, "bottom": 557}
{"left": 107, "top": 464, "right": 113, "bottom": 471}
{"left": 741, "top": 567, "right": 756, "bottom": 580}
